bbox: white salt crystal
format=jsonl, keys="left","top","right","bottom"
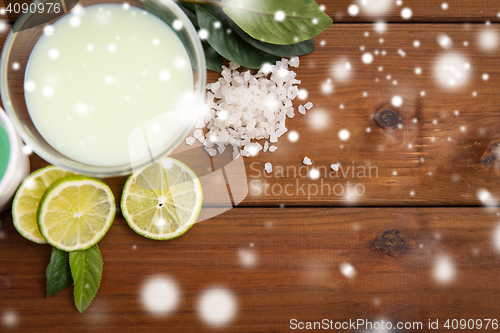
{"left": 221, "top": 67, "right": 231, "bottom": 79}
{"left": 264, "top": 162, "right": 272, "bottom": 173}
{"left": 193, "top": 129, "right": 204, "bottom": 143}
{"left": 247, "top": 142, "right": 262, "bottom": 156}
{"left": 229, "top": 62, "right": 240, "bottom": 70}
{"left": 288, "top": 86, "right": 299, "bottom": 99}
{"left": 277, "top": 68, "right": 289, "bottom": 78}
{"left": 195, "top": 118, "right": 205, "bottom": 128}
{"left": 232, "top": 146, "right": 240, "bottom": 159}
{"left": 217, "top": 144, "right": 226, "bottom": 154}
{"left": 185, "top": 137, "right": 195, "bottom": 145}
{"left": 243, "top": 71, "right": 251, "bottom": 82}
{"left": 205, "top": 147, "right": 217, "bottom": 156}
{"left": 269, "top": 145, "right": 278, "bottom": 152}
{"left": 263, "top": 140, "right": 269, "bottom": 152}
{"left": 289, "top": 57, "right": 300, "bottom": 67}
{"left": 276, "top": 127, "right": 287, "bottom": 137}
{"left": 303, "top": 156, "right": 312, "bottom": 165}
{"left": 210, "top": 81, "right": 220, "bottom": 93}
{"left": 305, "top": 102, "right": 313, "bottom": 110}
{"left": 234, "top": 76, "right": 245, "bottom": 85}
{"left": 298, "top": 105, "right": 306, "bottom": 114}
{"left": 330, "top": 164, "right": 339, "bottom": 171}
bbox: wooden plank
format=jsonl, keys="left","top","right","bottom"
{"left": 233, "top": 24, "right": 500, "bottom": 206}
{"left": 1, "top": 0, "right": 500, "bottom": 23}
{"left": 9, "top": 23, "right": 500, "bottom": 206}
{"left": 1, "top": 207, "right": 500, "bottom": 331}
{"left": 2, "top": 18, "right": 500, "bottom": 206}
{"left": 325, "top": 0, "right": 500, "bottom": 23}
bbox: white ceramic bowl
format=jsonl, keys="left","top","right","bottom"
{"left": 0, "top": 108, "right": 30, "bottom": 213}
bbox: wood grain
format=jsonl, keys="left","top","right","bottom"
{"left": 2, "top": 8, "right": 500, "bottom": 206}
{"left": 1, "top": 207, "right": 500, "bottom": 332}
{"left": 325, "top": 0, "right": 500, "bottom": 23}
{"left": 228, "top": 24, "right": 500, "bottom": 206}
{"left": 1, "top": 0, "right": 500, "bottom": 23}
{"left": 1, "top": 1, "right": 500, "bottom": 332}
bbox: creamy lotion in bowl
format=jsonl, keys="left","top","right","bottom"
{"left": 24, "top": 4, "right": 193, "bottom": 167}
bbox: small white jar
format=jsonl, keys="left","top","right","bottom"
{"left": 0, "top": 108, "right": 30, "bottom": 214}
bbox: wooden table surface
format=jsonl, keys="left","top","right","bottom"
{"left": 2, "top": 1, "right": 500, "bottom": 332}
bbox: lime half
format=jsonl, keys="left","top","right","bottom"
{"left": 38, "top": 175, "right": 116, "bottom": 251}
{"left": 121, "top": 157, "right": 203, "bottom": 240}
{"left": 12, "top": 165, "right": 75, "bottom": 244}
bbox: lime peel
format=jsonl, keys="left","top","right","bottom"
{"left": 37, "top": 175, "right": 116, "bottom": 251}
{"left": 121, "top": 157, "right": 203, "bottom": 240}
{"left": 12, "top": 165, "right": 75, "bottom": 244}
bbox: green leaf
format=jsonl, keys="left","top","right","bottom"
{"left": 175, "top": 1, "right": 200, "bottom": 29}
{"left": 145, "top": 1, "right": 221, "bottom": 71}
{"left": 230, "top": 21, "right": 315, "bottom": 57}
{"left": 222, "top": 0, "right": 332, "bottom": 45}
{"left": 175, "top": 2, "right": 223, "bottom": 71}
{"left": 196, "top": 5, "right": 280, "bottom": 69}
{"left": 69, "top": 245, "right": 103, "bottom": 313}
{"left": 46, "top": 247, "right": 73, "bottom": 298}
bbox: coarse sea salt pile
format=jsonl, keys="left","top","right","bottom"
{"left": 186, "top": 56, "right": 311, "bottom": 158}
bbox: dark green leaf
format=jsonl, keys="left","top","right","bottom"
{"left": 46, "top": 247, "right": 73, "bottom": 298}
{"left": 196, "top": 5, "right": 280, "bottom": 69}
{"left": 69, "top": 245, "right": 103, "bottom": 313}
{"left": 151, "top": 1, "right": 222, "bottom": 71}
{"left": 222, "top": 0, "right": 332, "bottom": 45}
{"left": 230, "top": 22, "right": 315, "bottom": 57}
{"left": 202, "top": 41, "right": 223, "bottom": 72}
{"left": 143, "top": 0, "right": 171, "bottom": 25}
{"left": 175, "top": 1, "right": 200, "bottom": 29}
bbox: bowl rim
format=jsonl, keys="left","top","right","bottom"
{"left": 0, "top": 107, "right": 25, "bottom": 191}
{"left": 0, "top": 0, "right": 206, "bottom": 177}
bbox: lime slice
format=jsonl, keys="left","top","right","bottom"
{"left": 38, "top": 175, "right": 116, "bottom": 251}
{"left": 12, "top": 165, "right": 75, "bottom": 244}
{"left": 121, "top": 157, "right": 203, "bottom": 240}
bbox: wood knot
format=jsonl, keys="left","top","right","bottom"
{"left": 481, "top": 141, "right": 500, "bottom": 169}
{"left": 372, "top": 230, "right": 405, "bottom": 255}
{"left": 373, "top": 105, "right": 403, "bottom": 129}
